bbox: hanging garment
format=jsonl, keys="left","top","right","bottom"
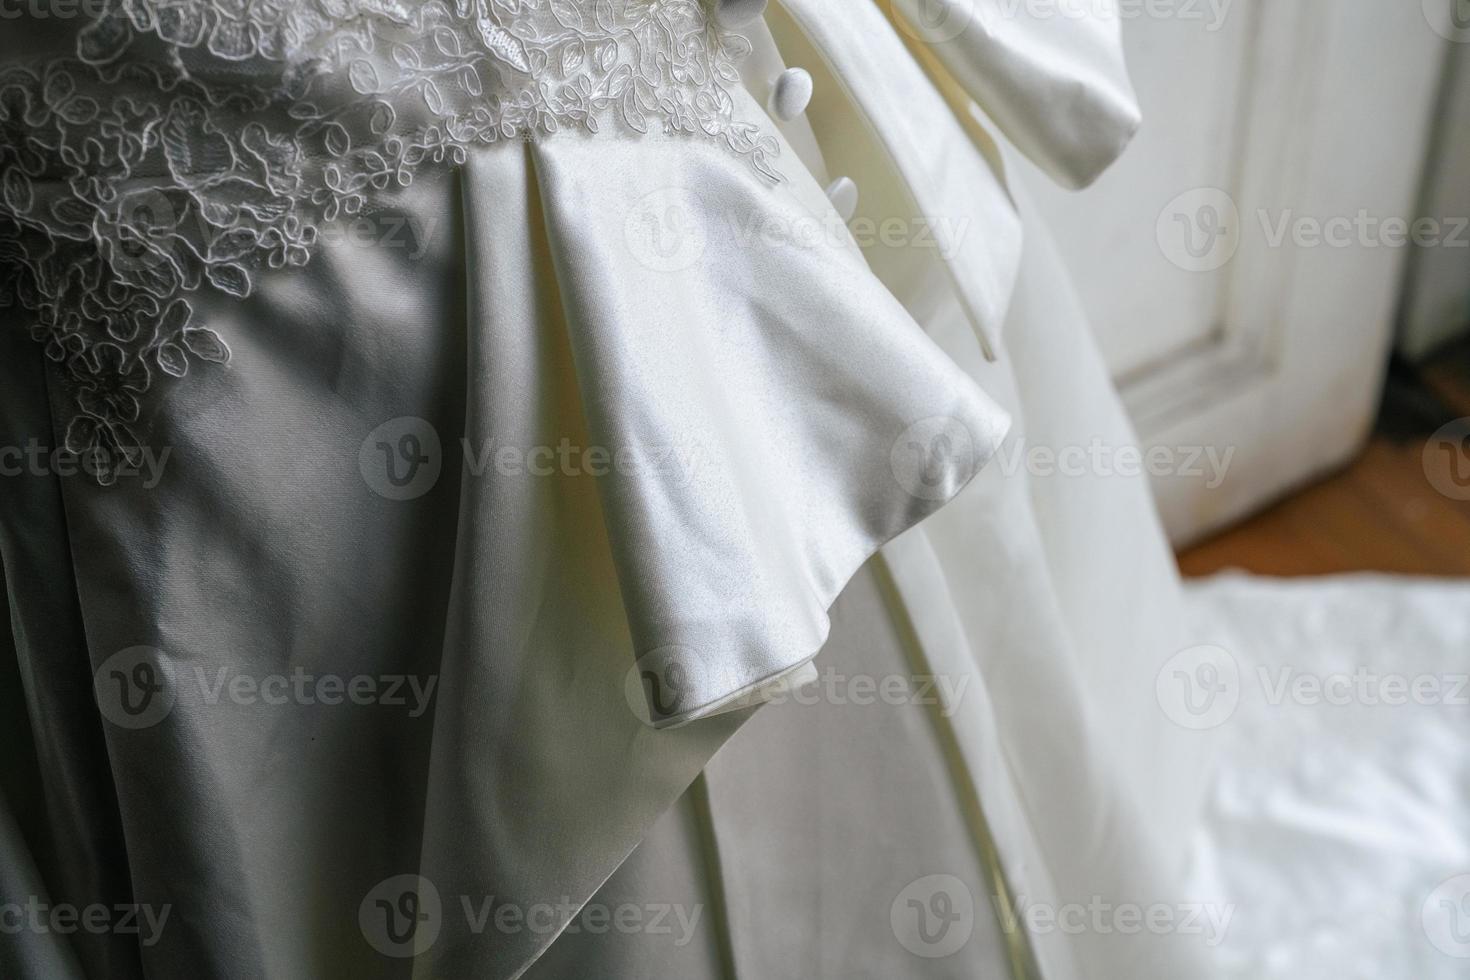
{"left": 0, "top": 2, "right": 1215, "bottom": 977}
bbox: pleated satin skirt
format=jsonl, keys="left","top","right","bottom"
{"left": 0, "top": 5, "right": 1215, "bottom": 978}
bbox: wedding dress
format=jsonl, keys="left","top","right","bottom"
{"left": 0, "top": 2, "right": 1216, "bottom": 977}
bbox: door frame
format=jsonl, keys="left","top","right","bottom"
{"left": 1120, "top": 0, "right": 1450, "bottom": 544}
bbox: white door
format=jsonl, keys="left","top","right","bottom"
{"left": 1019, "top": 0, "right": 1452, "bottom": 545}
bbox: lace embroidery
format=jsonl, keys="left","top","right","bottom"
{"left": 0, "top": 0, "right": 780, "bottom": 483}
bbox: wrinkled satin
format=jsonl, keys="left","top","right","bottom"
{"left": 0, "top": 120, "right": 1011, "bottom": 980}
{"left": 774, "top": 0, "right": 1025, "bottom": 361}
{"left": 0, "top": 2, "right": 1204, "bottom": 979}
{"left": 888, "top": 0, "right": 1143, "bottom": 190}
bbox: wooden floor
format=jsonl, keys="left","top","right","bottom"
{"left": 1178, "top": 341, "right": 1470, "bottom": 578}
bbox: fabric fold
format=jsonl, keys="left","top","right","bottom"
{"left": 773, "top": 0, "right": 1025, "bottom": 361}
{"left": 413, "top": 126, "right": 1011, "bottom": 976}
{"left": 529, "top": 132, "right": 1012, "bottom": 729}
{"left": 889, "top": 0, "right": 1143, "bottom": 190}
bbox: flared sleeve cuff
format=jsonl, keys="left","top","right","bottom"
{"left": 890, "top": 0, "right": 1143, "bottom": 190}
{"left": 528, "top": 134, "right": 1011, "bottom": 731}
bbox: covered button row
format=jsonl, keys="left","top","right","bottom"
{"left": 715, "top": 0, "right": 858, "bottom": 222}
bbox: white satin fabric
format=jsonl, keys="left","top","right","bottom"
{"left": 0, "top": 2, "right": 1214, "bottom": 979}
{"left": 889, "top": 0, "right": 1142, "bottom": 190}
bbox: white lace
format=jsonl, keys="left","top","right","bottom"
{"left": 0, "top": 0, "right": 779, "bottom": 483}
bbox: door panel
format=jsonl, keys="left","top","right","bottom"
{"left": 1020, "top": 0, "right": 1450, "bottom": 544}
{"left": 1020, "top": 2, "right": 1253, "bottom": 382}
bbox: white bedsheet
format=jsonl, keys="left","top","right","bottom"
{"left": 1185, "top": 574, "right": 1470, "bottom": 978}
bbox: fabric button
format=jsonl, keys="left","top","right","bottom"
{"left": 768, "top": 67, "right": 814, "bottom": 121}
{"left": 714, "top": 0, "right": 768, "bottom": 28}
{"left": 826, "top": 177, "right": 859, "bottom": 222}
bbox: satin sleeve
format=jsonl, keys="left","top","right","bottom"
{"left": 526, "top": 132, "right": 1011, "bottom": 729}
{"left": 889, "top": 0, "right": 1143, "bottom": 189}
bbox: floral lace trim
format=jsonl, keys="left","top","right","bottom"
{"left": 0, "top": 0, "right": 780, "bottom": 484}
